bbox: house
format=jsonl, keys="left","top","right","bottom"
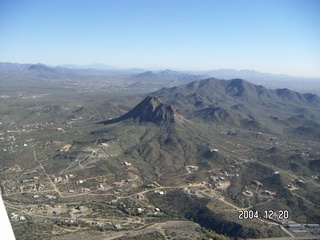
{"left": 227, "top": 130, "right": 236, "bottom": 135}
{"left": 123, "top": 161, "right": 132, "bottom": 167}
{"left": 286, "top": 224, "right": 303, "bottom": 230}
{"left": 306, "top": 224, "right": 320, "bottom": 230}
{"left": 252, "top": 180, "right": 263, "bottom": 186}
{"left": 11, "top": 213, "right": 19, "bottom": 221}
{"left": 263, "top": 190, "right": 272, "bottom": 195}
{"left": 136, "top": 208, "right": 144, "bottom": 214}
{"left": 114, "top": 224, "right": 121, "bottom": 230}
{"left": 245, "top": 190, "right": 252, "bottom": 195}
{"left": 210, "top": 176, "right": 219, "bottom": 181}
{"left": 187, "top": 165, "right": 198, "bottom": 170}
{"left": 53, "top": 177, "right": 62, "bottom": 183}
{"left": 82, "top": 188, "right": 91, "bottom": 192}
{"left": 45, "top": 195, "right": 56, "bottom": 199}
{"left": 53, "top": 210, "right": 60, "bottom": 215}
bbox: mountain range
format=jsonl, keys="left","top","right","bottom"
{"left": 144, "top": 78, "right": 319, "bottom": 139}
{"left": 92, "top": 77, "right": 320, "bottom": 231}
{"left": 2, "top": 62, "right": 320, "bottom": 94}
{"left": 98, "top": 77, "right": 320, "bottom": 176}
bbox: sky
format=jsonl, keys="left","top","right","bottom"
{"left": 0, "top": 0, "right": 319, "bottom": 77}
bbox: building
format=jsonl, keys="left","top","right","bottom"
{"left": 286, "top": 224, "right": 303, "bottom": 230}
{"left": 306, "top": 224, "right": 320, "bottom": 230}
{"left": 53, "top": 210, "right": 60, "bottom": 215}
{"left": 82, "top": 188, "right": 91, "bottom": 192}
{"left": 123, "top": 161, "right": 132, "bottom": 167}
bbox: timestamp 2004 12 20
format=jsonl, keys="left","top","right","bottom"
{"left": 238, "top": 210, "right": 289, "bottom": 220}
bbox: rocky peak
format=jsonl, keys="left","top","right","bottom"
{"left": 100, "top": 96, "right": 183, "bottom": 127}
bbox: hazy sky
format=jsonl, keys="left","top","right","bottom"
{"left": 1, "top": 0, "right": 319, "bottom": 77}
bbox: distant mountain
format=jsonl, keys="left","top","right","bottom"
{"left": 0, "top": 62, "right": 62, "bottom": 74}
{"left": 0, "top": 62, "right": 68, "bottom": 88}
{"left": 59, "top": 63, "right": 117, "bottom": 70}
{"left": 0, "top": 62, "right": 139, "bottom": 90}
{"left": 205, "top": 68, "right": 318, "bottom": 83}
{"left": 204, "top": 69, "right": 320, "bottom": 95}
{"left": 128, "top": 69, "right": 207, "bottom": 89}
{"left": 0, "top": 62, "right": 31, "bottom": 71}
{"left": 131, "top": 71, "right": 158, "bottom": 80}
{"left": 2, "top": 62, "right": 320, "bottom": 94}
{"left": 206, "top": 69, "right": 276, "bottom": 81}
{"left": 27, "top": 63, "right": 56, "bottom": 72}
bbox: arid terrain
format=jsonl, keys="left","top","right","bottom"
{"left": 1, "top": 63, "right": 320, "bottom": 239}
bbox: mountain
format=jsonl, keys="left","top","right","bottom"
{"left": 0, "top": 62, "right": 140, "bottom": 91}
{"left": 154, "top": 78, "right": 320, "bottom": 106}
{"left": 0, "top": 62, "right": 32, "bottom": 71}
{"left": 99, "top": 96, "right": 185, "bottom": 127}
{"left": 204, "top": 69, "right": 320, "bottom": 95}
{"left": 206, "top": 69, "right": 280, "bottom": 82}
{"left": 59, "top": 63, "right": 117, "bottom": 70}
{"left": 128, "top": 69, "right": 207, "bottom": 89}
{"left": 100, "top": 77, "right": 320, "bottom": 139}
{"left": 150, "top": 78, "right": 320, "bottom": 138}
{"left": 205, "top": 69, "right": 320, "bottom": 85}
{"left": 131, "top": 71, "right": 158, "bottom": 79}
{"left": 27, "top": 63, "right": 54, "bottom": 71}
